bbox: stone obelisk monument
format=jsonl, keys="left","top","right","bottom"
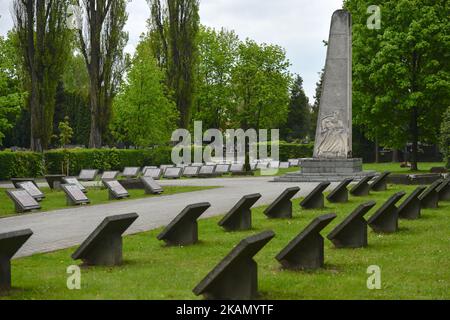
{"left": 276, "top": 9, "right": 375, "bottom": 182}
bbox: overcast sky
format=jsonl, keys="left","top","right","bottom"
{"left": 0, "top": 0, "right": 343, "bottom": 101}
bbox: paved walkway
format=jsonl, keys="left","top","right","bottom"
{"left": 0, "top": 177, "right": 335, "bottom": 258}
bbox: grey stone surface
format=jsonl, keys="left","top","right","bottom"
{"left": 264, "top": 187, "right": 300, "bottom": 219}
{"left": 368, "top": 192, "right": 406, "bottom": 233}
{"left": 313, "top": 10, "right": 352, "bottom": 159}
{"left": 61, "top": 184, "right": 90, "bottom": 206}
{"left": 326, "top": 178, "right": 352, "bottom": 203}
{"left": 436, "top": 177, "right": 450, "bottom": 201}
{"left": 144, "top": 168, "right": 163, "bottom": 180}
{"left": 279, "top": 162, "right": 290, "bottom": 169}
{"left": 122, "top": 167, "right": 140, "bottom": 178}
{"left": 300, "top": 182, "right": 330, "bottom": 209}
{"left": 0, "top": 229, "right": 33, "bottom": 291}
{"left": 78, "top": 169, "right": 98, "bottom": 181}
{"left": 101, "top": 171, "right": 119, "bottom": 181}
{"left": 157, "top": 203, "right": 211, "bottom": 246}
{"left": 398, "top": 186, "right": 427, "bottom": 220}
{"left": 418, "top": 179, "right": 442, "bottom": 208}
{"left": 72, "top": 213, "right": 138, "bottom": 266}
{"left": 219, "top": 194, "right": 261, "bottom": 231}
{"left": 193, "top": 230, "right": 275, "bottom": 300}
{"left": 327, "top": 201, "right": 376, "bottom": 248}
{"left": 17, "top": 181, "right": 45, "bottom": 201}
{"left": 199, "top": 165, "right": 218, "bottom": 177}
{"left": 62, "top": 177, "right": 87, "bottom": 193}
{"left": 230, "top": 163, "right": 245, "bottom": 173}
{"left": 6, "top": 189, "right": 41, "bottom": 213}
{"left": 215, "top": 164, "right": 231, "bottom": 174}
{"left": 11, "top": 178, "right": 37, "bottom": 189}
{"left": 350, "top": 175, "right": 375, "bottom": 196}
{"left": 370, "top": 171, "right": 391, "bottom": 192}
{"left": 45, "top": 174, "right": 65, "bottom": 190}
{"left": 288, "top": 159, "right": 300, "bottom": 167}
{"left": 103, "top": 180, "right": 129, "bottom": 200}
{"left": 183, "top": 166, "right": 200, "bottom": 177}
{"left": 276, "top": 214, "right": 336, "bottom": 270}
{"left": 140, "top": 177, "right": 163, "bottom": 195}
{"left": 164, "top": 167, "right": 182, "bottom": 179}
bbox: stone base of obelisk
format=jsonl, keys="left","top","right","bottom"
{"left": 274, "top": 158, "right": 377, "bottom": 182}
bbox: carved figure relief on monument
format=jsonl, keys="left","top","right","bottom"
{"left": 316, "top": 112, "right": 348, "bottom": 158}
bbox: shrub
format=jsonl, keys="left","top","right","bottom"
{"left": 256, "top": 141, "right": 314, "bottom": 161}
{"left": 0, "top": 151, "right": 45, "bottom": 180}
{"left": 440, "top": 107, "right": 450, "bottom": 168}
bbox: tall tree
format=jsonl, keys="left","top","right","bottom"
{"left": 310, "top": 68, "right": 324, "bottom": 138}
{"left": 281, "top": 75, "right": 311, "bottom": 142}
{"left": 148, "top": 0, "right": 200, "bottom": 128}
{"left": 76, "top": 0, "right": 129, "bottom": 148}
{"left": 345, "top": 0, "right": 450, "bottom": 170}
{"left": 13, "top": 0, "right": 71, "bottom": 151}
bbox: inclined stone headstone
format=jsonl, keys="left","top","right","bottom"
{"left": 6, "top": 189, "right": 41, "bottom": 213}
{"left": 191, "top": 163, "right": 203, "bottom": 167}
{"left": 45, "top": 174, "right": 65, "bottom": 190}
{"left": 370, "top": 171, "right": 391, "bottom": 191}
{"left": 61, "top": 184, "right": 90, "bottom": 206}
{"left": 279, "top": 162, "right": 290, "bottom": 169}
{"left": 11, "top": 178, "right": 37, "bottom": 189}
{"left": 418, "top": 179, "right": 442, "bottom": 209}
{"left": 140, "top": 176, "right": 163, "bottom": 194}
{"left": 157, "top": 203, "right": 211, "bottom": 246}
{"left": 436, "top": 177, "right": 450, "bottom": 201}
{"left": 327, "top": 201, "right": 376, "bottom": 248}
{"left": 215, "top": 164, "right": 231, "bottom": 174}
{"left": 0, "top": 229, "right": 33, "bottom": 292}
{"left": 78, "top": 169, "right": 98, "bottom": 181}
{"left": 101, "top": 171, "right": 119, "bottom": 181}
{"left": 269, "top": 161, "right": 280, "bottom": 169}
{"left": 71, "top": 213, "right": 138, "bottom": 266}
{"left": 256, "top": 162, "right": 268, "bottom": 170}
{"left": 183, "top": 166, "right": 200, "bottom": 177}
{"left": 368, "top": 192, "right": 406, "bottom": 233}
{"left": 103, "top": 180, "right": 129, "bottom": 200}
{"left": 164, "top": 167, "right": 182, "bottom": 179}
{"left": 199, "top": 165, "right": 216, "bottom": 177}
{"left": 326, "top": 178, "right": 353, "bottom": 203}
{"left": 63, "top": 177, "right": 87, "bottom": 193}
{"left": 264, "top": 187, "right": 300, "bottom": 219}
{"left": 398, "top": 186, "right": 427, "bottom": 220}
{"left": 144, "top": 168, "right": 163, "bottom": 180}
{"left": 17, "top": 181, "right": 45, "bottom": 201}
{"left": 122, "top": 167, "right": 140, "bottom": 178}
{"left": 143, "top": 166, "right": 157, "bottom": 174}
{"left": 300, "top": 182, "right": 331, "bottom": 209}
{"left": 350, "top": 175, "right": 375, "bottom": 197}
{"left": 288, "top": 159, "right": 300, "bottom": 167}
{"left": 276, "top": 214, "right": 336, "bottom": 270}
{"left": 230, "top": 163, "right": 245, "bottom": 173}
{"left": 193, "top": 230, "right": 275, "bottom": 300}
{"left": 160, "top": 164, "right": 175, "bottom": 172}
{"left": 218, "top": 194, "right": 261, "bottom": 231}
{"left": 250, "top": 163, "right": 257, "bottom": 171}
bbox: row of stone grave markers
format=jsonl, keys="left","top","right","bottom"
{"left": 1, "top": 176, "right": 449, "bottom": 297}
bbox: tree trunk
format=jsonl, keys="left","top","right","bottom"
{"left": 375, "top": 137, "right": 380, "bottom": 163}
{"left": 392, "top": 149, "right": 399, "bottom": 163}
{"left": 88, "top": 82, "right": 102, "bottom": 148}
{"left": 410, "top": 106, "right": 419, "bottom": 171}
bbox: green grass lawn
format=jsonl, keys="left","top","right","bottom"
{"left": 0, "top": 185, "right": 217, "bottom": 218}
{"left": 362, "top": 162, "right": 446, "bottom": 174}
{"left": 2, "top": 184, "right": 449, "bottom": 300}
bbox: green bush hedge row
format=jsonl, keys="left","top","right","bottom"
{"left": 0, "top": 142, "right": 313, "bottom": 180}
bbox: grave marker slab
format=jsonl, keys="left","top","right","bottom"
{"left": 63, "top": 177, "right": 87, "bottom": 193}
{"left": 6, "top": 189, "right": 41, "bottom": 213}
{"left": 276, "top": 214, "right": 336, "bottom": 270}
{"left": 157, "top": 203, "right": 211, "bottom": 246}
{"left": 288, "top": 159, "right": 300, "bottom": 167}
{"left": 140, "top": 177, "right": 163, "bottom": 194}
{"left": 269, "top": 161, "right": 280, "bottom": 169}
{"left": 370, "top": 171, "right": 391, "bottom": 191}
{"left": 215, "top": 164, "right": 230, "bottom": 174}
{"left": 326, "top": 178, "right": 353, "bottom": 203}
{"left": 72, "top": 213, "right": 138, "bottom": 266}
{"left": 436, "top": 177, "right": 450, "bottom": 201}
{"left": 122, "top": 167, "right": 140, "bottom": 178}
{"left": 101, "top": 171, "right": 119, "bottom": 181}
{"left": 279, "top": 162, "right": 290, "bottom": 169}
{"left": 398, "top": 186, "right": 427, "bottom": 220}
{"left": 199, "top": 165, "right": 217, "bottom": 177}
{"left": 164, "top": 167, "right": 182, "bottom": 179}
{"left": 418, "top": 179, "right": 442, "bottom": 209}
{"left": 218, "top": 194, "right": 261, "bottom": 231}
{"left": 230, "top": 163, "right": 244, "bottom": 173}
{"left": 61, "top": 184, "right": 90, "bottom": 206}
{"left": 327, "top": 201, "right": 376, "bottom": 248}
{"left": 160, "top": 164, "right": 175, "bottom": 172}
{"left": 11, "top": 178, "right": 37, "bottom": 189}
{"left": 368, "top": 192, "right": 406, "bottom": 233}
{"left": 193, "top": 231, "right": 275, "bottom": 300}
{"left": 350, "top": 175, "right": 375, "bottom": 197}
{"left": 300, "top": 182, "right": 330, "bottom": 209}
{"left": 78, "top": 169, "right": 98, "bottom": 181}
{"left": 103, "top": 180, "right": 130, "bottom": 200}
{"left": 0, "top": 229, "right": 33, "bottom": 291}
{"left": 256, "top": 162, "right": 268, "bottom": 170}
{"left": 45, "top": 174, "right": 65, "bottom": 190}
{"left": 183, "top": 166, "right": 200, "bottom": 177}
{"left": 144, "top": 168, "right": 163, "bottom": 180}
{"left": 17, "top": 181, "right": 45, "bottom": 201}
{"left": 264, "top": 187, "right": 300, "bottom": 219}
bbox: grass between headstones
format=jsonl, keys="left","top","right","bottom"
{"left": 2, "top": 184, "right": 449, "bottom": 300}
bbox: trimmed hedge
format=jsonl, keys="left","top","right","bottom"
{"left": 0, "top": 142, "right": 313, "bottom": 180}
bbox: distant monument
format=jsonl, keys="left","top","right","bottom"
{"left": 276, "top": 9, "right": 375, "bottom": 182}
